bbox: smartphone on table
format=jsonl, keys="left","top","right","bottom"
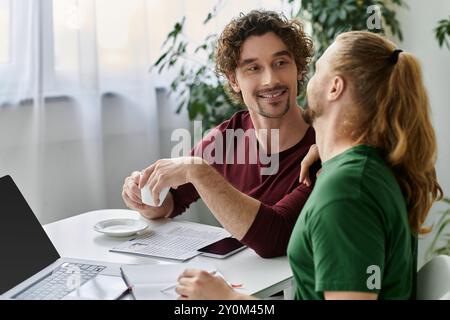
{"left": 197, "top": 237, "right": 246, "bottom": 258}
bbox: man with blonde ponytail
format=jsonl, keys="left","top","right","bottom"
{"left": 175, "top": 31, "right": 442, "bottom": 300}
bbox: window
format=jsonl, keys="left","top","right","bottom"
{"left": 0, "top": 0, "right": 285, "bottom": 101}
{"left": 0, "top": 0, "right": 10, "bottom": 64}
{"left": 52, "top": 0, "right": 159, "bottom": 91}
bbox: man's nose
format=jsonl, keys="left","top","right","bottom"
{"left": 261, "top": 68, "right": 280, "bottom": 87}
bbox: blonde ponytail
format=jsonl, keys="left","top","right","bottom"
{"left": 333, "top": 31, "right": 443, "bottom": 234}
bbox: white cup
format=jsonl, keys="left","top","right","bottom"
{"left": 141, "top": 185, "right": 169, "bottom": 207}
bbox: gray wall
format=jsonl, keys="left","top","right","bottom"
{"left": 0, "top": 94, "right": 159, "bottom": 224}
{"left": 0, "top": 89, "right": 219, "bottom": 227}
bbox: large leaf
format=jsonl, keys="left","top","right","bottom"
{"left": 434, "top": 17, "right": 450, "bottom": 49}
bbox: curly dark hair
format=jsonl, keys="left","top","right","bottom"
{"left": 215, "top": 10, "right": 314, "bottom": 105}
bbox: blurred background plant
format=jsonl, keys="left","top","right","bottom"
{"left": 153, "top": 0, "right": 406, "bottom": 129}
{"left": 152, "top": 1, "right": 241, "bottom": 129}
{"left": 288, "top": 0, "right": 405, "bottom": 65}
{"left": 288, "top": 0, "right": 406, "bottom": 103}
{"left": 424, "top": 18, "right": 450, "bottom": 261}
{"left": 426, "top": 198, "right": 450, "bottom": 261}
{"left": 434, "top": 16, "right": 450, "bottom": 50}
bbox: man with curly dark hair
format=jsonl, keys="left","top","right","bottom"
{"left": 122, "top": 10, "right": 318, "bottom": 258}
{"left": 215, "top": 10, "right": 313, "bottom": 110}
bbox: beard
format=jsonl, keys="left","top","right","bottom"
{"left": 256, "top": 100, "right": 290, "bottom": 119}
{"left": 254, "top": 85, "right": 291, "bottom": 119}
{"left": 301, "top": 98, "right": 323, "bottom": 126}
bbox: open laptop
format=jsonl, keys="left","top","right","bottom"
{"left": 0, "top": 175, "right": 128, "bottom": 300}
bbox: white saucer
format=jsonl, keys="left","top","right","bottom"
{"left": 94, "top": 219, "right": 148, "bottom": 237}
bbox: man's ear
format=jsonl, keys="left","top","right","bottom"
{"left": 328, "top": 75, "right": 345, "bottom": 101}
{"left": 227, "top": 72, "right": 241, "bottom": 93}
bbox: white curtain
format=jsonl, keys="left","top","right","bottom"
{"left": 0, "top": 0, "right": 283, "bottom": 223}
{"left": 0, "top": 0, "right": 162, "bottom": 223}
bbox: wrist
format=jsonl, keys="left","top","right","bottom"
{"left": 186, "top": 157, "right": 209, "bottom": 183}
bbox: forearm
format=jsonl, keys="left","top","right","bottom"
{"left": 187, "top": 162, "right": 261, "bottom": 240}
{"left": 324, "top": 292, "right": 378, "bottom": 300}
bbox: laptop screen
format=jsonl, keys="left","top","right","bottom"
{"left": 0, "top": 175, "right": 60, "bottom": 294}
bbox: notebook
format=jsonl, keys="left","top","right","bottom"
{"left": 120, "top": 260, "right": 217, "bottom": 300}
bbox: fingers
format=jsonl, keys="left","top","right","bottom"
{"left": 175, "top": 274, "right": 196, "bottom": 300}
{"left": 299, "top": 144, "right": 319, "bottom": 186}
{"left": 175, "top": 285, "right": 192, "bottom": 300}
{"left": 146, "top": 168, "right": 163, "bottom": 206}
{"left": 177, "top": 277, "right": 191, "bottom": 287}
{"left": 146, "top": 162, "right": 173, "bottom": 207}
{"left": 139, "top": 163, "right": 157, "bottom": 189}
{"left": 151, "top": 181, "right": 165, "bottom": 206}
{"left": 175, "top": 269, "right": 230, "bottom": 300}
{"left": 122, "top": 189, "right": 148, "bottom": 211}
{"left": 299, "top": 159, "right": 313, "bottom": 186}
{"left": 175, "top": 283, "right": 190, "bottom": 298}
{"left": 316, "top": 168, "right": 323, "bottom": 177}
{"left": 138, "top": 159, "right": 180, "bottom": 206}
{"left": 175, "top": 270, "right": 204, "bottom": 300}
{"left": 299, "top": 162, "right": 308, "bottom": 184}
{"left": 127, "top": 179, "right": 143, "bottom": 203}
{"left": 121, "top": 172, "right": 142, "bottom": 204}
{"left": 131, "top": 171, "right": 141, "bottom": 182}
{"left": 178, "top": 269, "right": 202, "bottom": 280}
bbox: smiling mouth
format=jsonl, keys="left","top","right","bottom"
{"left": 257, "top": 88, "right": 288, "bottom": 99}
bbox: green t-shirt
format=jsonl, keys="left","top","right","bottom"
{"left": 287, "top": 145, "right": 417, "bottom": 300}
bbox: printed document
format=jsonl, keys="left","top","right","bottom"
{"left": 111, "top": 221, "right": 231, "bottom": 260}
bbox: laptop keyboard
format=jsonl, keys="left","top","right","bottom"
{"left": 14, "top": 262, "right": 106, "bottom": 300}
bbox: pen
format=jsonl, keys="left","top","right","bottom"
{"left": 160, "top": 270, "right": 217, "bottom": 293}
{"left": 117, "top": 286, "right": 133, "bottom": 300}
{"left": 119, "top": 267, "right": 136, "bottom": 299}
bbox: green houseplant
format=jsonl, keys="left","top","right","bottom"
{"left": 434, "top": 16, "right": 450, "bottom": 50}
{"left": 289, "top": 0, "right": 405, "bottom": 63}
{"left": 153, "top": 0, "right": 406, "bottom": 129}
{"left": 426, "top": 198, "right": 450, "bottom": 260}
{"left": 152, "top": 5, "right": 241, "bottom": 130}
{"left": 289, "top": 0, "right": 405, "bottom": 103}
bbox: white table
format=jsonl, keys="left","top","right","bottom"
{"left": 43, "top": 209, "right": 294, "bottom": 299}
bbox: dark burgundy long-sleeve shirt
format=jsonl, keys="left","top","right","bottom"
{"left": 170, "top": 111, "right": 318, "bottom": 258}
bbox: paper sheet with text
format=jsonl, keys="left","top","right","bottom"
{"left": 111, "top": 221, "right": 231, "bottom": 260}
